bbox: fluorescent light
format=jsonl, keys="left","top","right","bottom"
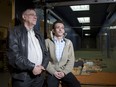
{"left": 77, "top": 17, "right": 90, "bottom": 23}
{"left": 110, "top": 26, "right": 116, "bottom": 29}
{"left": 104, "top": 33, "right": 107, "bottom": 36}
{"left": 47, "top": 20, "right": 53, "bottom": 24}
{"left": 85, "top": 33, "right": 90, "bottom": 36}
{"left": 82, "top": 26, "right": 90, "bottom": 30}
{"left": 70, "top": 5, "right": 89, "bottom": 11}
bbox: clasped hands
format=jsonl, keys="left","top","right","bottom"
{"left": 54, "top": 71, "right": 65, "bottom": 79}
{"left": 32, "top": 65, "right": 45, "bottom": 75}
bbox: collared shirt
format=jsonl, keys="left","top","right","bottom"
{"left": 28, "top": 29, "right": 43, "bottom": 65}
{"left": 53, "top": 36, "right": 65, "bottom": 62}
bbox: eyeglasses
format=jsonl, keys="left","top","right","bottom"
{"left": 25, "top": 13, "right": 37, "bottom": 17}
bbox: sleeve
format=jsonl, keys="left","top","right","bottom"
{"left": 41, "top": 38, "right": 50, "bottom": 69}
{"left": 7, "top": 29, "right": 35, "bottom": 71}
{"left": 62, "top": 41, "right": 75, "bottom": 74}
{"left": 45, "top": 39, "right": 57, "bottom": 75}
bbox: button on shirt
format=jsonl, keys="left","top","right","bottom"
{"left": 54, "top": 36, "right": 65, "bottom": 62}
{"left": 28, "top": 29, "right": 43, "bottom": 65}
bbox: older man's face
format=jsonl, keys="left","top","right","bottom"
{"left": 23, "top": 10, "right": 37, "bottom": 26}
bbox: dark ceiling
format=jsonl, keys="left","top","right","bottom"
{"left": 17, "top": 0, "right": 116, "bottom": 38}
{"left": 43, "top": 0, "right": 116, "bottom": 38}
{"left": 51, "top": 4, "right": 109, "bottom": 37}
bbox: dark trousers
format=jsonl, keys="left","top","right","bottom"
{"left": 12, "top": 73, "right": 45, "bottom": 87}
{"left": 47, "top": 72, "right": 81, "bottom": 87}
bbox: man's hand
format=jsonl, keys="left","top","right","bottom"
{"left": 37, "top": 65, "right": 45, "bottom": 70}
{"left": 32, "top": 65, "right": 45, "bottom": 75}
{"left": 54, "top": 71, "right": 65, "bottom": 79}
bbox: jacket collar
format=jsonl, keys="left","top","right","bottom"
{"left": 20, "top": 24, "right": 38, "bottom": 34}
{"left": 50, "top": 30, "right": 67, "bottom": 42}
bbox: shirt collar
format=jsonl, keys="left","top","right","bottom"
{"left": 27, "top": 28, "right": 34, "bottom": 34}
{"left": 53, "top": 36, "right": 64, "bottom": 42}
{"left": 28, "top": 28, "right": 33, "bottom": 31}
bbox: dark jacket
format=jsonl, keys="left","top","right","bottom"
{"left": 7, "top": 24, "right": 49, "bottom": 80}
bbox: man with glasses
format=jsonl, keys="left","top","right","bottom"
{"left": 7, "top": 8, "right": 49, "bottom": 87}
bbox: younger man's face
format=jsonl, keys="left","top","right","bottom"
{"left": 53, "top": 23, "right": 65, "bottom": 37}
